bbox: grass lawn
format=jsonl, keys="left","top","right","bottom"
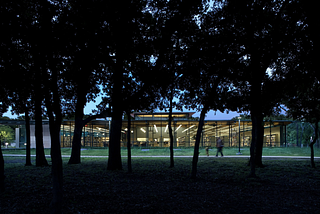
{"left": 1, "top": 156, "right": 320, "bottom": 213}
{"left": 2, "top": 146, "right": 320, "bottom": 157}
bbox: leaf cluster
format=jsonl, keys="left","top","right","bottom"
{"left": 1, "top": 0, "right": 318, "bottom": 125}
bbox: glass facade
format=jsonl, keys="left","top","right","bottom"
{"left": 60, "top": 120, "right": 111, "bottom": 148}
{"left": 59, "top": 113, "right": 291, "bottom": 148}
{"left": 0, "top": 113, "right": 292, "bottom": 149}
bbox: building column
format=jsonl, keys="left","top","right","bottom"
{"left": 159, "top": 122, "right": 163, "bottom": 147}
{"left": 284, "top": 125, "right": 287, "bottom": 147}
{"left": 186, "top": 123, "right": 190, "bottom": 147}
{"left": 15, "top": 128, "right": 20, "bottom": 148}
{"left": 146, "top": 122, "right": 149, "bottom": 147}
{"left": 173, "top": 122, "right": 177, "bottom": 147}
{"left": 229, "top": 124, "right": 231, "bottom": 147}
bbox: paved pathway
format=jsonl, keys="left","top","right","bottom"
{"left": 3, "top": 154, "right": 320, "bottom": 159}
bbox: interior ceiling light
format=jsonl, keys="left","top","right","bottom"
{"left": 154, "top": 124, "right": 158, "bottom": 132}
{"left": 140, "top": 128, "right": 146, "bottom": 133}
{"left": 182, "top": 125, "right": 195, "bottom": 133}
{"left": 175, "top": 125, "right": 182, "bottom": 132}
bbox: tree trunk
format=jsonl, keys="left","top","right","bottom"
{"left": 25, "top": 109, "right": 32, "bottom": 166}
{"left": 254, "top": 115, "right": 264, "bottom": 167}
{"left": 68, "top": 107, "right": 111, "bottom": 164}
{"left": 49, "top": 121, "right": 63, "bottom": 214}
{"left": 44, "top": 70, "right": 64, "bottom": 214}
{"left": 107, "top": 70, "right": 123, "bottom": 170}
{"left": 310, "top": 142, "right": 315, "bottom": 168}
{"left": 68, "top": 115, "right": 84, "bottom": 164}
{"left": 249, "top": 114, "right": 263, "bottom": 177}
{"left": 107, "top": 50, "right": 123, "bottom": 171}
{"left": 126, "top": 111, "right": 132, "bottom": 173}
{"left": 191, "top": 105, "right": 208, "bottom": 179}
{"left": 107, "top": 112, "right": 123, "bottom": 170}
{"left": 68, "top": 86, "right": 87, "bottom": 164}
{"left": 35, "top": 85, "right": 48, "bottom": 167}
{"left": 169, "top": 91, "right": 174, "bottom": 168}
{"left": 107, "top": 107, "right": 123, "bottom": 171}
{"left": 310, "top": 121, "right": 318, "bottom": 168}
{"left": 249, "top": 78, "right": 264, "bottom": 177}
{"left": 0, "top": 138, "right": 4, "bottom": 193}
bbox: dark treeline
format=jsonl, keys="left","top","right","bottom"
{"left": 0, "top": 0, "right": 318, "bottom": 213}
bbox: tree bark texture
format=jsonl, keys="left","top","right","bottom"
{"left": 44, "top": 73, "right": 64, "bottom": 214}
{"left": 107, "top": 50, "right": 123, "bottom": 170}
{"left": 68, "top": 108, "right": 111, "bottom": 164}
{"left": 107, "top": 114, "right": 123, "bottom": 170}
{"left": 249, "top": 77, "right": 264, "bottom": 177}
{"left": 68, "top": 114, "right": 84, "bottom": 164}
{"left": 25, "top": 109, "right": 32, "bottom": 166}
{"left": 126, "top": 111, "right": 132, "bottom": 173}
{"left": 0, "top": 138, "right": 4, "bottom": 193}
{"left": 107, "top": 71, "right": 123, "bottom": 170}
{"left": 249, "top": 113, "right": 264, "bottom": 177}
{"left": 191, "top": 105, "right": 208, "bottom": 179}
{"left": 47, "top": 116, "right": 63, "bottom": 214}
{"left": 68, "top": 85, "right": 87, "bottom": 164}
{"left": 35, "top": 84, "right": 48, "bottom": 167}
{"left": 49, "top": 122, "right": 63, "bottom": 214}
{"left": 310, "top": 121, "right": 318, "bottom": 168}
{"left": 169, "top": 91, "right": 174, "bottom": 168}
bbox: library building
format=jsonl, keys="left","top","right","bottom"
{"left": 0, "top": 112, "right": 292, "bottom": 149}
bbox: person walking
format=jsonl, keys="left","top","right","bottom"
{"left": 216, "top": 137, "right": 224, "bottom": 157}
{"left": 205, "top": 146, "right": 209, "bottom": 156}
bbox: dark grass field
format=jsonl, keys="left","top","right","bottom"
{"left": 1, "top": 156, "right": 320, "bottom": 213}
{"left": 2, "top": 146, "right": 320, "bottom": 157}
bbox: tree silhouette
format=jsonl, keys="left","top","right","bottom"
{"left": 94, "top": 1, "right": 154, "bottom": 170}
{"left": 219, "top": 0, "right": 300, "bottom": 177}
{"left": 58, "top": 0, "right": 110, "bottom": 164}
{"left": 150, "top": 0, "right": 204, "bottom": 168}
{"left": 173, "top": 2, "right": 238, "bottom": 178}
{"left": 282, "top": 1, "right": 319, "bottom": 168}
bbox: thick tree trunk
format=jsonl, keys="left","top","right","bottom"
{"left": 169, "top": 91, "right": 174, "bottom": 168}
{"left": 107, "top": 50, "right": 123, "bottom": 171}
{"left": 249, "top": 78, "right": 264, "bottom": 177}
{"left": 49, "top": 122, "right": 63, "bottom": 214}
{"left": 107, "top": 112, "right": 123, "bottom": 170}
{"left": 68, "top": 108, "right": 111, "bottom": 164}
{"left": 107, "top": 103, "right": 123, "bottom": 171}
{"left": 126, "top": 111, "right": 132, "bottom": 173}
{"left": 191, "top": 105, "right": 208, "bottom": 179}
{"left": 68, "top": 88, "right": 87, "bottom": 164}
{"left": 44, "top": 70, "right": 64, "bottom": 214}
{"left": 0, "top": 138, "right": 4, "bottom": 193}
{"left": 68, "top": 116, "right": 84, "bottom": 164}
{"left": 25, "top": 109, "right": 32, "bottom": 166}
{"left": 35, "top": 87, "right": 48, "bottom": 167}
{"left": 254, "top": 114, "right": 264, "bottom": 167}
{"left": 310, "top": 143, "right": 315, "bottom": 168}
{"left": 249, "top": 114, "right": 263, "bottom": 177}
{"left": 310, "top": 121, "right": 318, "bottom": 168}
